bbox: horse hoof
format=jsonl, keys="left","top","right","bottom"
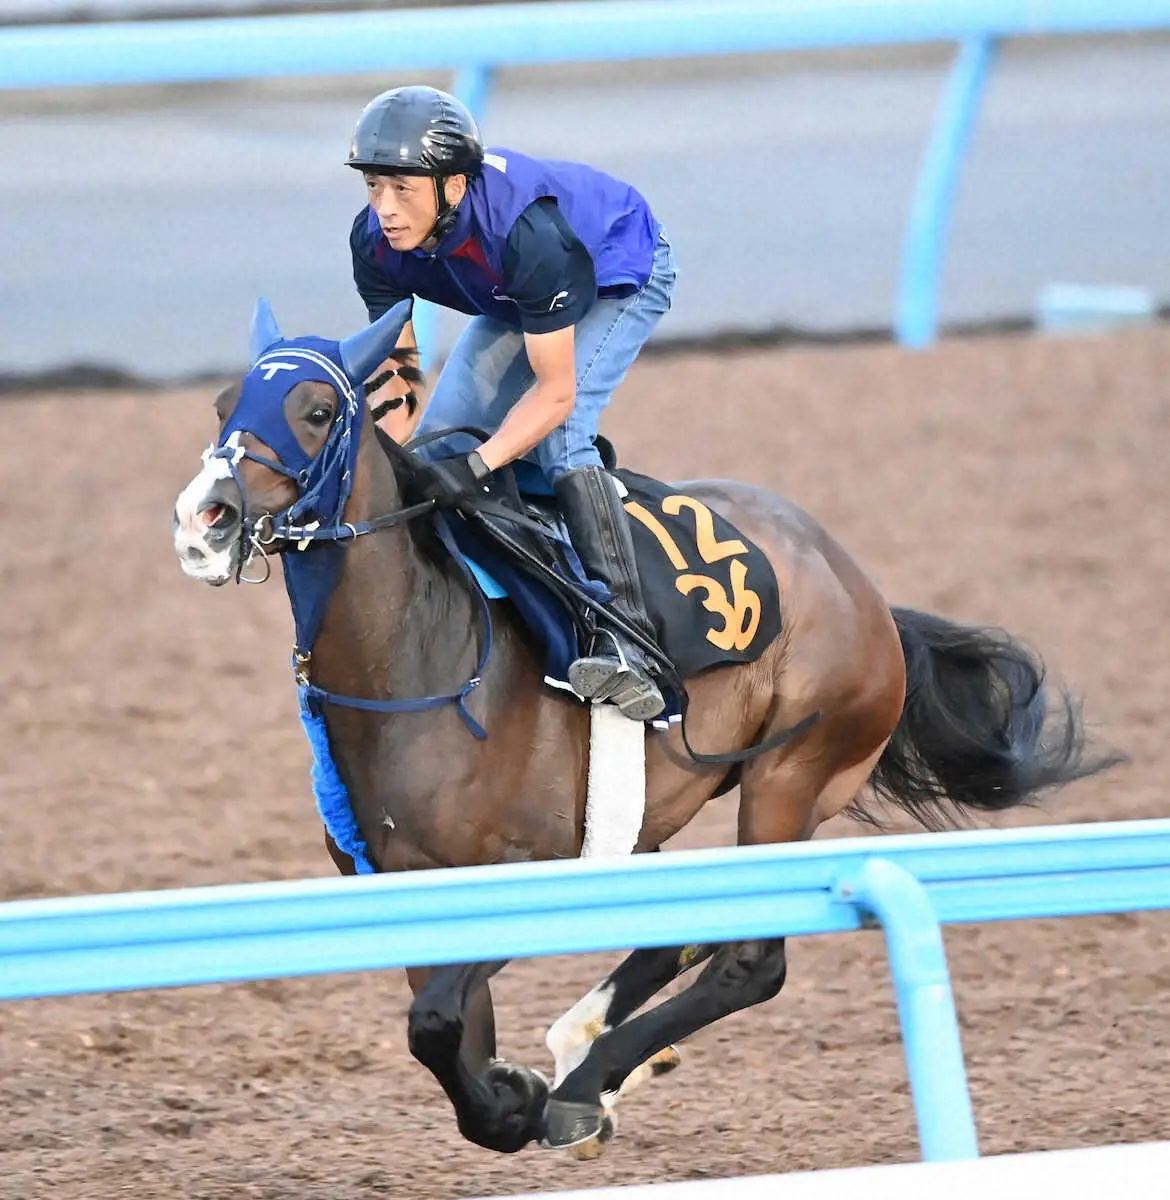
{"left": 569, "top": 1112, "right": 616, "bottom": 1161}
{"left": 460, "top": 1063, "right": 548, "bottom": 1154}
{"left": 486, "top": 1061, "right": 549, "bottom": 1109}
{"left": 541, "top": 1097, "right": 605, "bottom": 1150}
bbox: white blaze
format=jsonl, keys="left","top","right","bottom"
{"left": 173, "top": 434, "right": 243, "bottom": 583}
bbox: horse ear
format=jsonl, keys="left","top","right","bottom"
{"left": 338, "top": 298, "right": 414, "bottom": 388}
{"left": 249, "top": 297, "right": 284, "bottom": 365}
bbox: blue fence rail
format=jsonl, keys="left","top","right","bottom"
{"left": 2, "top": 4, "right": 1170, "bottom": 350}
{"left": 2, "top": 1, "right": 1170, "bottom": 349}
{"left": 3, "top": 819, "right": 1169, "bottom": 1163}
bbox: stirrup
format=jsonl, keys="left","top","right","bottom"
{"left": 568, "top": 629, "right": 630, "bottom": 698}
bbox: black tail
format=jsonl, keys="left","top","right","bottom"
{"left": 856, "top": 607, "right": 1124, "bottom": 831}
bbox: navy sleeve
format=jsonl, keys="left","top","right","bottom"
{"left": 350, "top": 209, "right": 410, "bottom": 321}
{"left": 502, "top": 198, "right": 596, "bottom": 335}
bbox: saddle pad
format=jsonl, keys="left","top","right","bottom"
{"left": 448, "top": 470, "right": 780, "bottom": 693}
{"left": 615, "top": 470, "right": 780, "bottom": 680}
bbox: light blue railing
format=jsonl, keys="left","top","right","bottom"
{"left": 3, "top": 818, "right": 1169, "bottom": 1163}
{"left": 2, "top": 1, "right": 1170, "bottom": 348}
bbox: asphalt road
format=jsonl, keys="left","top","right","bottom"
{"left": 2, "top": 39, "right": 1168, "bottom": 379}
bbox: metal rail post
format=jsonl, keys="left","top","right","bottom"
{"left": 896, "top": 36, "right": 996, "bottom": 349}
{"left": 841, "top": 856, "right": 980, "bottom": 1161}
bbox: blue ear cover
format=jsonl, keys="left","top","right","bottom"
{"left": 338, "top": 297, "right": 414, "bottom": 386}
{"left": 249, "top": 296, "right": 284, "bottom": 365}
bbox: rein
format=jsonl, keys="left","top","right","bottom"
{"left": 216, "top": 406, "right": 818, "bottom": 766}
{"left": 392, "top": 428, "right": 822, "bottom": 765}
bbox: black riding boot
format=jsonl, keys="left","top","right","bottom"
{"left": 554, "top": 466, "right": 666, "bottom": 722}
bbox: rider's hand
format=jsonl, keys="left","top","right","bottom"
{"left": 415, "top": 451, "right": 493, "bottom": 508}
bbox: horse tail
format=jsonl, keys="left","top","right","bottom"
{"left": 858, "top": 607, "right": 1123, "bottom": 831}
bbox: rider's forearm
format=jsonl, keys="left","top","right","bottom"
{"left": 477, "top": 383, "right": 575, "bottom": 471}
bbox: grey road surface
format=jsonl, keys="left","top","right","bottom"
{"left": 2, "top": 40, "right": 1168, "bottom": 380}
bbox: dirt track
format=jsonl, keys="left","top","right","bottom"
{"left": 1, "top": 327, "right": 1167, "bottom": 1199}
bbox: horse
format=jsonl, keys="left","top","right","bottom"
{"left": 172, "top": 298, "right": 1118, "bottom": 1155}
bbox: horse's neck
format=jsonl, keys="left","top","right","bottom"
{"left": 309, "top": 435, "right": 479, "bottom": 698}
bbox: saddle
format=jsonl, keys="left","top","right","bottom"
{"left": 416, "top": 437, "right": 782, "bottom": 721}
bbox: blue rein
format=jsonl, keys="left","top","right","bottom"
{"left": 294, "top": 515, "right": 493, "bottom": 742}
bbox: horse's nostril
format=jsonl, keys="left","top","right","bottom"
{"left": 198, "top": 500, "right": 240, "bottom": 532}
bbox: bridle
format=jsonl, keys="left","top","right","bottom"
{"left": 206, "top": 348, "right": 436, "bottom": 584}
{"left": 205, "top": 354, "right": 494, "bottom": 738}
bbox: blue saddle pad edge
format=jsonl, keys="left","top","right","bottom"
{"left": 465, "top": 556, "right": 508, "bottom": 600}
{"left": 450, "top": 530, "right": 682, "bottom": 729}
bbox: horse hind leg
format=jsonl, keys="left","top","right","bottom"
{"left": 543, "top": 728, "right": 894, "bottom": 1149}
{"left": 544, "top": 944, "right": 711, "bottom": 1155}
{"left": 543, "top": 936, "right": 789, "bottom": 1149}
{"left": 546, "top": 944, "right": 710, "bottom": 1086}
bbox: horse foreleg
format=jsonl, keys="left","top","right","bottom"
{"left": 542, "top": 937, "right": 788, "bottom": 1149}
{"left": 407, "top": 962, "right": 548, "bottom": 1154}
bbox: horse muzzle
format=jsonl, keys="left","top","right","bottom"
{"left": 173, "top": 471, "right": 245, "bottom": 586}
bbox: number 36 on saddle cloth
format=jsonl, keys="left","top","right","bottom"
{"left": 444, "top": 467, "right": 782, "bottom": 713}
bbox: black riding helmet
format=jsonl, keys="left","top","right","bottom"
{"left": 347, "top": 86, "right": 483, "bottom": 242}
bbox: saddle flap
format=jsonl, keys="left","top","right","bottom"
{"left": 442, "top": 460, "right": 780, "bottom": 699}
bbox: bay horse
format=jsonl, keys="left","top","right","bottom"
{"left": 172, "top": 299, "right": 1116, "bottom": 1155}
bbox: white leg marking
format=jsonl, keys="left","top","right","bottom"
{"left": 546, "top": 981, "right": 614, "bottom": 1088}
{"left": 603, "top": 1044, "right": 682, "bottom": 1108}
{"left": 550, "top": 978, "right": 684, "bottom": 1159}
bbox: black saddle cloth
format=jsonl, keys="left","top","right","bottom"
{"left": 443, "top": 458, "right": 781, "bottom": 688}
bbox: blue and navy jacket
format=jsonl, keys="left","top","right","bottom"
{"left": 350, "top": 147, "right": 661, "bottom": 328}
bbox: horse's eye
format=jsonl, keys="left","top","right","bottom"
{"left": 306, "top": 406, "right": 334, "bottom": 427}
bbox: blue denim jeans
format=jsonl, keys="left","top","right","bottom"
{"left": 414, "top": 231, "right": 677, "bottom": 482}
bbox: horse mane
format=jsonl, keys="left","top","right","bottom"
{"left": 370, "top": 421, "right": 450, "bottom": 566}
{"left": 365, "top": 346, "right": 425, "bottom": 418}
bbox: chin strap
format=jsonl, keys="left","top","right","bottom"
{"left": 429, "top": 175, "right": 460, "bottom": 242}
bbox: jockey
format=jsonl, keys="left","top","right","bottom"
{"left": 346, "top": 85, "right": 676, "bottom": 722}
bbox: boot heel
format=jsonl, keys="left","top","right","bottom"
{"left": 612, "top": 678, "right": 665, "bottom": 722}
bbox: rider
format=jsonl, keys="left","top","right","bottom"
{"left": 346, "top": 85, "right": 676, "bottom": 722}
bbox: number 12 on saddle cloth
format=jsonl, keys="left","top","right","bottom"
{"left": 613, "top": 470, "right": 780, "bottom": 678}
